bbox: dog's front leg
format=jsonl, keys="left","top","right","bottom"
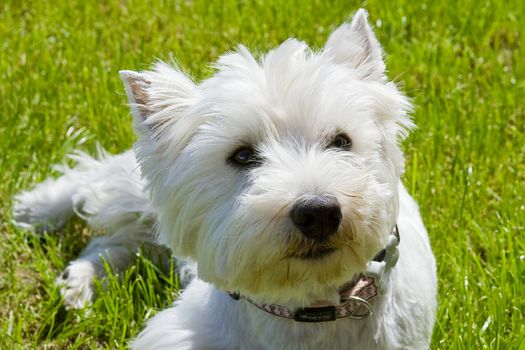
{"left": 57, "top": 229, "right": 167, "bottom": 309}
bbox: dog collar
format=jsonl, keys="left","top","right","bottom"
{"left": 228, "top": 225, "right": 400, "bottom": 323}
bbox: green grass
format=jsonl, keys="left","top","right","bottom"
{"left": 1, "top": 0, "right": 524, "bottom": 348}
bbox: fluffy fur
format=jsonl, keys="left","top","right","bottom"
{"left": 14, "top": 9, "right": 437, "bottom": 349}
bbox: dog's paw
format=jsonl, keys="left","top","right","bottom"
{"left": 12, "top": 200, "right": 38, "bottom": 231}
{"left": 12, "top": 207, "right": 64, "bottom": 234}
{"left": 13, "top": 191, "right": 66, "bottom": 233}
{"left": 56, "top": 261, "right": 97, "bottom": 309}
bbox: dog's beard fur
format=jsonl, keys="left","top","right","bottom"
{"left": 121, "top": 13, "right": 413, "bottom": 306}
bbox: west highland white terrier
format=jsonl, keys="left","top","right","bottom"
{"left": 14, "top": 9, "right": 437, "bottom": 349}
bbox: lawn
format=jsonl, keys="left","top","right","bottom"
{"left": 1, "top": 0, "right": 524, "bottom": 348}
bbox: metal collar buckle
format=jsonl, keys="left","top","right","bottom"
{"left": 341, "top": 295, "right": 373, "bottom": 319}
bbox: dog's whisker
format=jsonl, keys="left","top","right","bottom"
{"left": 340, "top": 191, "right": 363, "bottom": 199}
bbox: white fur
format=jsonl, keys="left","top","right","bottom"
{"left": 14, "top": 9, "right": 436, "bottom": 348}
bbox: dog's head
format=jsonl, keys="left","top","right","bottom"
{"left": 121, "top": 9, "right": 413, "bottom": 303}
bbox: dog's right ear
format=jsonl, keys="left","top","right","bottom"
{"left": 119, "top": 62, "right": 198, "bottom": 138}
{"left": 324, "top": 9, "right": 385, "bottom": 82}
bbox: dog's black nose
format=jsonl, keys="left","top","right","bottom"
{"left": 290, "top": 195, "right": 342, "bottom": 241}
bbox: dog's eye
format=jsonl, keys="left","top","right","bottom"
{"left": 230, "top": 147, "right": 260, "bottom": 167}
{"left": 329, "top": 133, "right": 352, "bottom": 150}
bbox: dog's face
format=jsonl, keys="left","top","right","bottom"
{"left": 121, "top": 10, "right": 412, "bottom": 303}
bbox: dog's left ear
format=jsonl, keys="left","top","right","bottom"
{"left": 324, "top": 9, "right": 385, "bottom": 81}
{"left": 120, "top": 63, "right": 203, "bottom": 189}
{"left": 119, "top": 62, "right": 199, "bottom": 139}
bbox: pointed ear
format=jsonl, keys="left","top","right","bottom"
{"left": 324, "top": 9, "right": 385, "bottom": 81}
{"left": 119, "top": 62, "right": 198, "bottom": 137}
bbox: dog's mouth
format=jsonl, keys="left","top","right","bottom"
{"left": 292, "top": 246, "right": 337, "bottom": 260}
{"left": 284, "top": 235, "right": 340, "bottom": 261}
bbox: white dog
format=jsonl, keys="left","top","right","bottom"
{"left": 14, "top": 9, "right": 437, "bottom": 349}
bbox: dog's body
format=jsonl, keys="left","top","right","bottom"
{"left": 14, "top": 9, "right": 437, "bottom": 349}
